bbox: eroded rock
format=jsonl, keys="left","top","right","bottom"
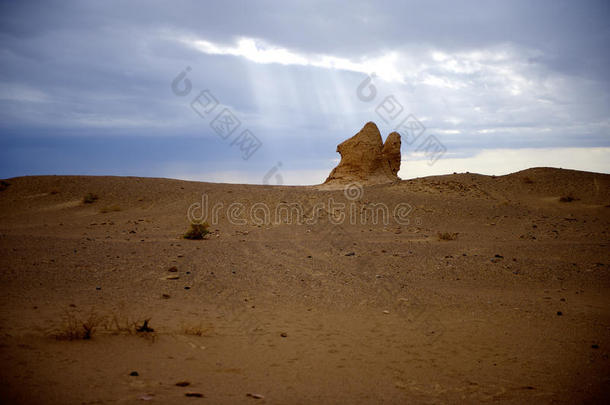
{"left": 324, "top": 122, "right": 401, "bottom": 185}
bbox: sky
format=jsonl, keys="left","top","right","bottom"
{"left": 1, "top": 0, "right": 609, "bottom": 185}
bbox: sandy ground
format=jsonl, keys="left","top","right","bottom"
{"left": 0, "top": 167, "right": 609, "bottom": 404}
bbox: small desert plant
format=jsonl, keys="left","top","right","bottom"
{"left": 107, "top": 312, "right": 138, "bottom": 335}
{"left": 83, "top": 193, "right": 99, "bottom": 204}
{"left": 136, "top": 319, "right": 155, "bottom": 333}
{"left": 182, "top": 322, "right": 212, "bottom": 337}
{"left": 559, "top": 195, "right": 577, "bottom": 203}
{"left": 54, "top": 310, "right": 103, "bottom": 340}
{"left": 99, "top": 205, "right": 121, "bottom": 213}
{"left": 437, "top": 232, "right": 458, "bottom": 241}
{"left": 183, "top": 222, "right": 210, "bottom": 240}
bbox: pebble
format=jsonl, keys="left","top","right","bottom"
{"left": 383, "top": 310, "right": 390, "bottom": 314}
{"left": 246, "top": 393, "right": 265, "bottom": 399}
{"left": 557, "top": 311, "right": 563, "bottom": 316}
{"left": 345, "top": 252, "right": 355, "bottom": 256}
{"left": 280, "top": 332, "right": 288, "bottom": 338}
{"left": 175, "top": 381, "right": 190, "bottom": 387}
{"left": 165, "top": 275, "right": 180, "bottom": 280}
{"left": 168, "top": 266, "right": 178, "bottom": 272}
{"left": 185, "top": 392, "right": 204, "bottom": 397}
{"left": 129, "top": 371, "right": 139, "bottom": 376}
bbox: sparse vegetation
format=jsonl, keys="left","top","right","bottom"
{"left": 183, "top": 222, "right": 210, "bottom": 240}
{"left": 182, "top": 322, "right": 212, "bottom": 337}
{"left": 99, "top": 205, "right": 121, "bottom": 213}
{"left": 51, "top": 307, "right": 157, "bottom": 341}
{"left": 559, "top": 194, "right": 578, "bottom": 203}
{"left": 136, "top": 319, "right": 155, "bottom": 333}
{"left": 437, "top": 232, "right": 458, "bottom": 241}
{"left": 83, "top": 193, "right": 99, "bottom": 204}
{"left": 53, "top": 310, "right": 103, "bottom": 340}
{"left": 107, "top": 311, "right": 138, "bottom": 335}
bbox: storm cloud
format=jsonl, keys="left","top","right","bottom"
{"left": 1, "top": 0, "right": 609, "bottom": 183}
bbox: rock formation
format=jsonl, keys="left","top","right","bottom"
{"left": 324, "top": 122, "right": 401, "bottom": 185}
{"left": 382, "top": 131, "right": 401, "bottom": 176}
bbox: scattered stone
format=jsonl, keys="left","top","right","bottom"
{"left": 345, "top": 252, "right": 355, "bottom": 256}
{"left": 383, "top": 310, "right": 390, "bottom": 314}
{"left": 96, "top": 286, "right": 102, "bottom": 290}
{"left": 168, "top": 266, "right": 178, "bottom": 272}
{"left": 280, "top": 332, "right": 288, "bottom": 338}
{"left": 176, "top": 381, "right": 190, "bottom": 387}
{"left": 130, "top": 371, "right": 139, "bottom": 376}
{"left": 139, "top": 394, "right": 154, "bottom": 401}
{"left": 494, "top": 254, "right": 504, "bottom": 258}
{"left": 162, "top": 294, "right": 170, "bottom": 299}
{"left": 557, "top": 311, "right": 563, "bottom": 316}
{"left": 185, "top": 392, "right": 204, "bottom": 398}
{"left": 184, "top": 286, "right": 191, "bottom": 290}
{"left": 246, "top": 393, "right": 265, "bottom": 399}
{"left": 592, "top": 344, "right": 599, "bottom": 349}
{"left": 165, "top": 275, "right": 180, "bottom": 280}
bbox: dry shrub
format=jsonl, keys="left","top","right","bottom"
{"left": 438, "top": 232, "right": 458, "bottom": 241}
{"left": 183, "top": 222, "right": 210, "bottom": 240}
{"left": 52, "top": 307, "right": 156, "bottom": 341}
{"left": 182, "top": 322, "right": 213, "bottom": 337}
{"left": 83, "top": 193, "right": 99, "bottom": 204}
{"left": 559, "top": 195, "right": 577, "bottom": 203}
{"left": 53, "top": 310, "right": 104, "bottom": 340}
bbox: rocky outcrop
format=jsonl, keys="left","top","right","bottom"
{"left": 382, "top": 131, "right": 401, "bottom": 176}
{"left": 324, "top": 122, "right": 401, "bottom": 185}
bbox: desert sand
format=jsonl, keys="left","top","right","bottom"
{"left": 0, "top": 167, "right": 609, "bottom": 404}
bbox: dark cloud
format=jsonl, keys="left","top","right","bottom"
{"left": 0, "top": 0, "right": 608, "bottom": 182}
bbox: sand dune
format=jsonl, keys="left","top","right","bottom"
{"left": 0, "top": 168, "right": 609, "bottom": 403}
